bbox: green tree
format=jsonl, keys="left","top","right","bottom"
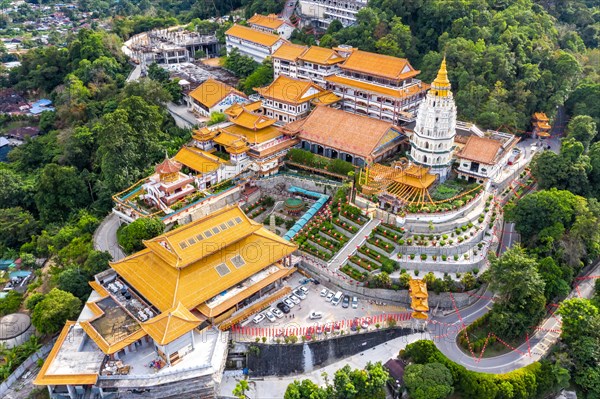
{"left": 0, "top": 290, "right": 23, "bottom": 316}
{"left": 404, "top": 362, "right": 454, "bottom": 399}
{"left": 223, "top": 48, "right": 258, "bottom": 78}
{"left": 207, "top": 111, "right": 227, "bottom": 126}
{"left": 117, "top": 217, "right": 164, "bottom": 253}
{"left": 0, "top": 168, "right": 34, "bottom": 210}
{"left": 25, "top": 293, "right": 45, "bottom": 311}
{"left": 538, "top": 257, "right": 570, "bottom": 300}
{"left": 57, "top": 267, "right": 92, "bottom": 301}
{"left": 83, "top": 250, "right": 112, "bottom": 276}
{"left": 35, "top": 164, "right": 88, "bottom": 224}
{"left": 31, "top": 288, "right": 81, "bottom": 334}
{"left": 232, "top": 379, "right": 251, "bottom": 399}
{"left": 566, "top": 115, "right": 598, "bottom": 151}
{"left": 488, "top": 246, "right": 547, "bottom": 339}
{"left": 557, "top": 298, "right": 600, "bottom": 343}
{"left": 241, "top": 58, "right": 274, "bottom": 94}
{"left": 0, "top": 207, "right": 38, "bottom": 250}
{"left": 284, "top": 379, "right": 328, "bottom": 399}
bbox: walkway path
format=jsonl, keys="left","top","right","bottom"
{"left": 219, "top": 331, "right": 430, "bottom": 399}
{"left": 93, "top": 213, "right": 125, "bottom": 261}
{"left": 328, "top": 218, "right": 380, "bottom": 269}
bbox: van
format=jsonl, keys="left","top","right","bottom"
{"left": 331, "top": 291, "right": 343, "bottom": 306}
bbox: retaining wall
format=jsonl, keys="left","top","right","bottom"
{"left": 245, "top": 327, "right": 413, "bottom": 376}
{"left": 0, "top": 338, "right": 55, "bottom": 397}
{"left": 255, "top": 174, "right": 342, "bottom": 197}
{"left": 300, "top": 260, "right": 486, "bottom": 310}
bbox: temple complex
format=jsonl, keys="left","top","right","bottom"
{"left": 35, "top": 206, "right": 297, "bottom": 399}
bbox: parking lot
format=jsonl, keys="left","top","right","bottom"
{"left": 241, "top": 272, "right": 408, "bottom": 335}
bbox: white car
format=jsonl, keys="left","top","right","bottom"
{"left": 253, "top": 314, "right": 265, "bottom": 324}
{"left": 351, "top": 296, "right": 358, "bottom": 309}
{"left": 309, "top": 311, "right": 323, "bottom": 320}
{"left": 325, "top": 292, "right": 334, "bottom": 302}
{"left": 271, "top": 308, "right": 283, "bottom": 318}
{"left": 320, "top": 288, "right": 328, "bottom": 297}
{"left": 289, "top": 295, "right": 301, "bottom": 304}
{"left": 265, "top": 311, "right": 276, "bottom": 323}
{"left": 284, "top": 298, "right": 295, "bottom": 308}
{"left": 299, "top": 286, "right": 309, "bottom": 294}
{"left": 293, "top": 289, "right": 306, "bottom": 300}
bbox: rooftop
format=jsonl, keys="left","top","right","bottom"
{"left": 225, "top": 24, "right": 284, "bottom": 47}
{"left": 248, "top": 13, "right": 288, "bottom": 30}
{"left": 299, "top": 46, "right": 345, "bottom": 65}
{"left": 110, "top": 206, "right": 297, "bottom": 312}
{"left": 255, "top": 75, "right": 326, "bottom": 104}
{"left": 340, "top": 50, "right": 420, "bottom": 81}
{"left": 325, "top": 75, "right": 428, "bottom": 98}
{"left": 174, "top": 146, "right": 224, "bottom": 175}
{"left": 188, "top": 78, "right": 247, "bottom": 109}
{"left": 457, "top": 136, "right": 503, "bottom": 165}
{"left": 141, "top": 302, "right": 200, "bottom": 345}
{"left": 281, "top": 107, "right": 404, "bottom": 159}
{"left": 272, "top": 43, "right": 309, "bottom": 61}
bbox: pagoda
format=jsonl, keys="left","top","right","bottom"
{"left": 409, "top": 57, "right": 457, "bottom": 182}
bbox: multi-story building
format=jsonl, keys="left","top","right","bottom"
{"left": 272, "top": 43, "right": 345, "bottom": 85}
{"left": 34, "top": 206, "right": 298, "bottom": 399}
{"left": 299, "top": 0, "right": 369, "bottom": 28}
{"left": 408, "top": 58, "right": 456, "bottom": 182}
{"left": 324, "top": 46, "right": 428, "bottom": 124}
{"left": 281, "top": 106, "right": 407, "bottom": 167}
{"left": 455, "top": 132, "right": 520, "bottom": 184}
{"left": 192, "top": 101, "right": 300, "bottom": 176}
{"left": 225, "top": 24, "right": 287, "bottom": 62}
{"left": 255, "top": 75, "right": 339, "bottom": 123}
{"left": 187, "top": 78, "right": 248, "bottom": 117}
{"left": 248, "top": 13, "right": 295, "bottom": 39}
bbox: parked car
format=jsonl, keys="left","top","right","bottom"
{"left": 271, "top": 308, "right": 284, "bottom": 318}
{"left": 289, "top": 295, "right": 301, "bottom": 304}
{"left": 342, "top": 295, "right": 350, "bottom": 308}
{"left": 351, "top": 296, "right": 358, "bottom": 309}
{"left": 331, "top": 291, "right": 343, "bottom": 306}
{"left": 276, "top": 302, "right": 291, "bottom": 313}
{"left": 283, "top": 298, "right": 295, "bottom": 308}
{"left": 253, "top": 314, "right": 265, "bottom": 324}
{"left": 265, "top": 311, "right": 276, "bottom": 323}
{"left": 309, "top": 311, "right": 323, "bottom": 319}
{"left": 320, "top": 288, "right": 328, "bottom": 297}
{"left": 293, "top": 289, "right": 306, "bottom": 300}
{"left": 325, "top": 292, "right": 334, "bottom": 302}
{"left": 299, "top": 286, "right": 309, "bottom": 294}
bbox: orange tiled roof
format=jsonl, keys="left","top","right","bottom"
{"left": 255, "top": 75, "right": 325, "bottom": 104}
{"left": 272, "top": 43, "right": 309, "bottom": 61}
{"left": 248, "top": 13, "right": 287, "bottom": 30}
{"left": 534, "top": 121, "right": 551, "bottom": 130}
{"left": 326, "top": 75, "right": 428, "bottom": 99}
{"left": 225, "top": 24, "right": 283, "bottom": 47}
{"left": 141, "top": 302, "right": 201, "bottom": 345}
{"left": 155, "top": 157, "right": 182, "bottom": 174}
{"left": 281, "top": 107, "right": 402, "bottom": 159}
{"left": 533, "top": 112, "right": 549, "bottom": 121}
{"left": 174, "top": 146, "right": 223, "bottom": 174}
{"left": 340, "top": 50, "right": 420, "bottom": 80}
{"left": 458, "top": 136, "right": 503, "bottom": 165}
{"left": 230, "top": 109, "right": 276, "bottom": 130}
{"left": 299, "top": 46, "right": 345, "bottom": 65}
{"left": 189, "top": 78, "right": 247, "bottom": 109}
{"left": 225, "top": 101, "right": 263, "bottom": 118}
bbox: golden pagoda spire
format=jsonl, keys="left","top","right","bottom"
{"left": 431, "top": 56, "right": 451, "bottom": 97}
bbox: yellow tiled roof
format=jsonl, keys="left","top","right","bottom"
{"left": 225, "top": 101, "right": 263, "bottom": 118}
{"left": 299, "top": 46, "right": 344, "bottom": 65}
{"left": 341, "top": 50, "right": 420, "bottom": 80}
{"left": 141, "top": 302, "right": 201, "bottom": 345}
{"left": 326, "top": 75, "right": 429, "bottom": 98}
{"left": 189, "top": 78, "right": 247, "bottom": 109}
{"left": 231, "top": 109, "right": 276, "bottom": 130}
{"left": 225, "top": 24, "right": 283, "bottom": 47}
{"left": 223, "top": 124, "right": 281, "bottom": 145}
{"left": 89, "top": 281, "right": 109, "bottom": 298}
{"left": 255, "top": 75, "right": 325, "bottom": 104}
{"left": 193, "top": 126, "right": 219, "bottom": 142}
{"left": 281, "top": 106, "right": 402, "bottom": 159}
{"left": 34, "top": 322, "right": 100, "bottom": 386}
{"left": 272, "top": 43, "right": 309, "bottom": 61}
{"left": 533, "top": 112, "right": 549, "bottom": 121}
{"left": 110, "top": 206, "right": 298, "bottom": 312}
{"left": 409, "top": 279, "right": 428, "bottom": 299}
{"left": 248, "top": 13, "right": 286, "bottom": 30}
{"left": 196, "top": 265, "right": 295, "bottom": 317}
{"left": 213, "top": 131, "right": 249, "bottom": 150}
{"left": 311, "top": 91, "right": 341, "bottom": 106}
{"left": 174, "top": 146, "right": 223, "bottom": 174}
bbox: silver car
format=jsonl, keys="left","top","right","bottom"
{"left": 271, "top": 308, "right": 284, "bottom": 318}
{"left": 289, "top": 295, "right": 301, "bottom": 304}
{"left": 283, "top": 298, "right": 295, "bottom": 308}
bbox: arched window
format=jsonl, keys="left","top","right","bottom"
{"left": 423, "top": 155, "right": 428, "bottom": 163}
{"left": 425, "top": 141, "right": 429, "bottom": 149}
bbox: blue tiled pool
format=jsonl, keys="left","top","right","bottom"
{"left": 9, "top": 270, "right": 31, "bottom": 279}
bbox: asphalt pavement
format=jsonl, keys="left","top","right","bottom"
{"left": 93, "top": 213, "right": 126, "bottom": 261}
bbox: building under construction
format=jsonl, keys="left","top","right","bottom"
{"left": 125, "top": 28, "right": 221, "bottom": 66}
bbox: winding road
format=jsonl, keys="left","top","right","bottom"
{"left": 93, "top": 212, "right": 126, "bottom": 261}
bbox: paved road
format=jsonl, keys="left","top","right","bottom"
{"left": 281, "top": 0, "right": 297, "bottom": 21}
{"left": 93, "top": 213, "right": 126, "bottom": 261}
